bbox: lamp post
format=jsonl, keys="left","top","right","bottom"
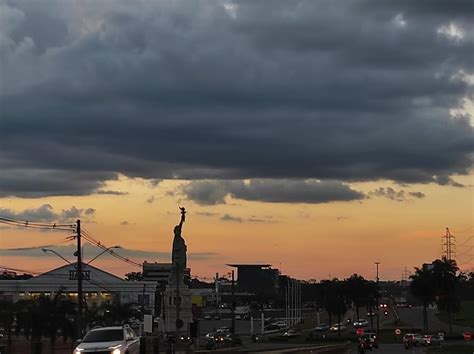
{"left": 375, "top": 262, "right": 381, "bottom": 337}
{"left": 42, "top": 248, "right": 73, "bottom": 265}
{"left": 87, "top": 246, "right": 121, "bottom": 265}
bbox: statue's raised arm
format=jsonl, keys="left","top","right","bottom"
{"left": 178, "top": 207, "right": 186, "bottom": 229}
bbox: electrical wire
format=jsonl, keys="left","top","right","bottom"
{"left": 0, "top": 215, "right": 142, "bottom": 268}
{"left": 0, "top": 217, "right": 75, "bottom": 232}
{"left": 81, "top": 228, "right": 142, "bottom": 268}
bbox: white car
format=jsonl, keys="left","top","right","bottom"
{"left": 74, "top": 325, "right": 140, "bottom": 354}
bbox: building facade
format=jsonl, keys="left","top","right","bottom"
{"left": 0, "top": 263, "right": 156, "bottom": 312}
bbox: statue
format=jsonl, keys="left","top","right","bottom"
{"left": 172, "top": 207, "right": 187, "bottom": 281}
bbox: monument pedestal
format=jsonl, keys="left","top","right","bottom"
{"left": 160, "top": 278, "right": 193, "bottom": 334}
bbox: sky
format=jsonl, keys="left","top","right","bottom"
{"left": 0, "top": 0, "right": 473, "bottom": 281}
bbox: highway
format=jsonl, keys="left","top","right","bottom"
{"left": 348, "top": 343, "right": 426, "bottom": 354}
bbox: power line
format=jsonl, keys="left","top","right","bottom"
{"left": 0, "top": 217, "right": 75, "bottom": 232}
{"left": 0, "top": 215, "right": 142, "bottom": 268}
{"left": 80, "top": 227, "right": 142, "bottom": 268}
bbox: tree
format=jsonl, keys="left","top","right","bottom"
{"left": 125, "top": 272, "right": 143, "bottom": 281}
{"left": 432, "top": 258, "right": 461, "bottom": 335}
{"left": 0, "top": 300, "right": 15, "bottom": 347}
{"left": 345, "top": 274, "right": 369, "bottom": 320}
{"left": 410, "top": 266, "right": 436, "bottom": 331}
{"left": 323, "top": 280, "right": 347, "bottom": 337}
{"left": 99, "top": 299, "right": 137, "bottom": 326}
{"left": 12, "top": 293, "right": 76, "bottom": 354}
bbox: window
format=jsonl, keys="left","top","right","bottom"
{"left": 125, "top": 328, "right": 136, "bottom": 340}
{"left": 82, "top": 329, "right": 123, "bottom": 342}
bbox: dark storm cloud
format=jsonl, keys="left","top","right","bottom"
{"left": 0, "top": 204, "right": 96, "bottom": 222}
{"left": 1, "top": 0, "right": 473, "bottom": 198}
{"left": 182, "top": 179, "right": 365, "bottom": 204}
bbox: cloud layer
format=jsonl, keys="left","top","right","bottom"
{"left": 182, "top": 179, "right": 364, "bottom": 204}
{"left": 0, "top": 204, "right": 95, "bottom": 223}
{"left": 0, "top": 242, "right": 218, "bottom": 262}
{"left": 1, "top": 0, "right": 473, "bottom": 197}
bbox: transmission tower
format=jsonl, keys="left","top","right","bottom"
{"left": 442, "top": 227, "right": 456, "bottom": 261}
{"left": 401, "top": 266, "right": 410, "bottom": 287}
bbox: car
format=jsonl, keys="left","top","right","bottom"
{"left": 74, "top": 325, "right": 140, "bottom": 354}
{"left": 216, "top": 327, "right": 230, "bottom": 334}
{"left": 353, "top": 319, "right": 369, "bottom": 328}
{"left": 203, "top": 314, "right": 212, "bottom": 320}
{"left": 213, "top": 314, "right": 221, "bottom": 320}
{"left": 367, "top": 311, "right": 376, "bottom": 317}
{"left": 313, "top": 324, "right": 330, "bottom": 332}
{"left": 422, "top": 334, "right": 442, "bottom": 345}
{"left": 205, "top": 332, "right": 215, "bottom": 340}
{"left": 235, "top": 314, "right": 242, "bottom": 320}
{"left": 403, "top": 333, "right": 425, "bottom": 348}
{"left": 329, "top": 323, "right": 346, "bottom": 332}
{"left": 264, "top": 324, "right": 280, "bottom": 331}
{"left": 223, "top": 333, "right": 242, "bottom": 345}
{"left": 362, "top": 332, "right": 379, "bottom": 349}
{"left": 283, "top": 329, "right": 300, "bottom": 338}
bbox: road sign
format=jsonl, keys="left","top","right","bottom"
{"left": 463, "top": 332, "right": 471, "bottom": 341}
{"left": 144, "top": 314, "right": 153, "bottom": 333}
{"left": 356, "top": 328, "right": 364, "bottom": 336}
{"left": 395, "top": 328, "right": 401, "bottom": 335}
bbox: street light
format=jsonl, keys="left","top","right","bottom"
{"left": 42, "top": 248, "right": 73, "bottom": 265}
{"left": 375, "top": 261, "right": 381, "bottom": 337}
{"left": 87, "top": 246, "right": 121, "bottom": 265}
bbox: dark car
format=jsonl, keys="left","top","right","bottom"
{"left": 403, "top": 333, "right": 425, "bottom": 348}
{"left": 313, "top": 324, "right": 330, "bottom": 332}
{"left": 224, "top": 334, "right": 242, "bottom": 345}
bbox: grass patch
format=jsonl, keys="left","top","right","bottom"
{"left": 436, "top": 301, "right": 474, "bottom": 328}
{"left": 427, "top": 343, "right": 474, "bottom": 353}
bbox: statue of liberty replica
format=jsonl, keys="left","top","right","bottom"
{"left": 162, "top": 207, "right": 193, "bottom": 336}
{"left": 172, "top": 207, "right": 187, "bottom": 281}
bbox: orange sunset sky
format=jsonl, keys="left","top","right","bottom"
{"left": 1, "top": 175, "right": 472, "bottom": 281}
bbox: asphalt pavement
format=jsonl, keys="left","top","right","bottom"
{"left": 397, "top": 307, "right": 474, "bottom": 333}
{"left": 348, "top": 343, "right": 426, "bottom": 354}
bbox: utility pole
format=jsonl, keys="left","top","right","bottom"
{"left": 141, "top": 283, "right": 146, "bottom": 319}
{"left": 76, "top": 219, "right": 83, "bottom": 339}
{"left": 231, "top": 270, "right": 235, "bottom": 334}
{"left": 402, "top": 267, "right": 410, "bottom": 287}
{"left": 375, "top": 262, "right": 380, "bottom": 337}
{"left": 285, "top": 279, "right": 289, "bottom": 328}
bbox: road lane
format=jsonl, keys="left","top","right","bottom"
{"left": 349, "top": 343, "right": 426, "bottom": 354}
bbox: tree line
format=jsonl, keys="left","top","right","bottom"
{"left": 0, "top": 290, "right": 139, "bottom": 354}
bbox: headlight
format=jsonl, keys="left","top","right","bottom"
{"left": 108, "top": 345, "right": 123, "bottom": 354}
{"left": 74, "top": 350, "right": 83, "bottom": 354}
